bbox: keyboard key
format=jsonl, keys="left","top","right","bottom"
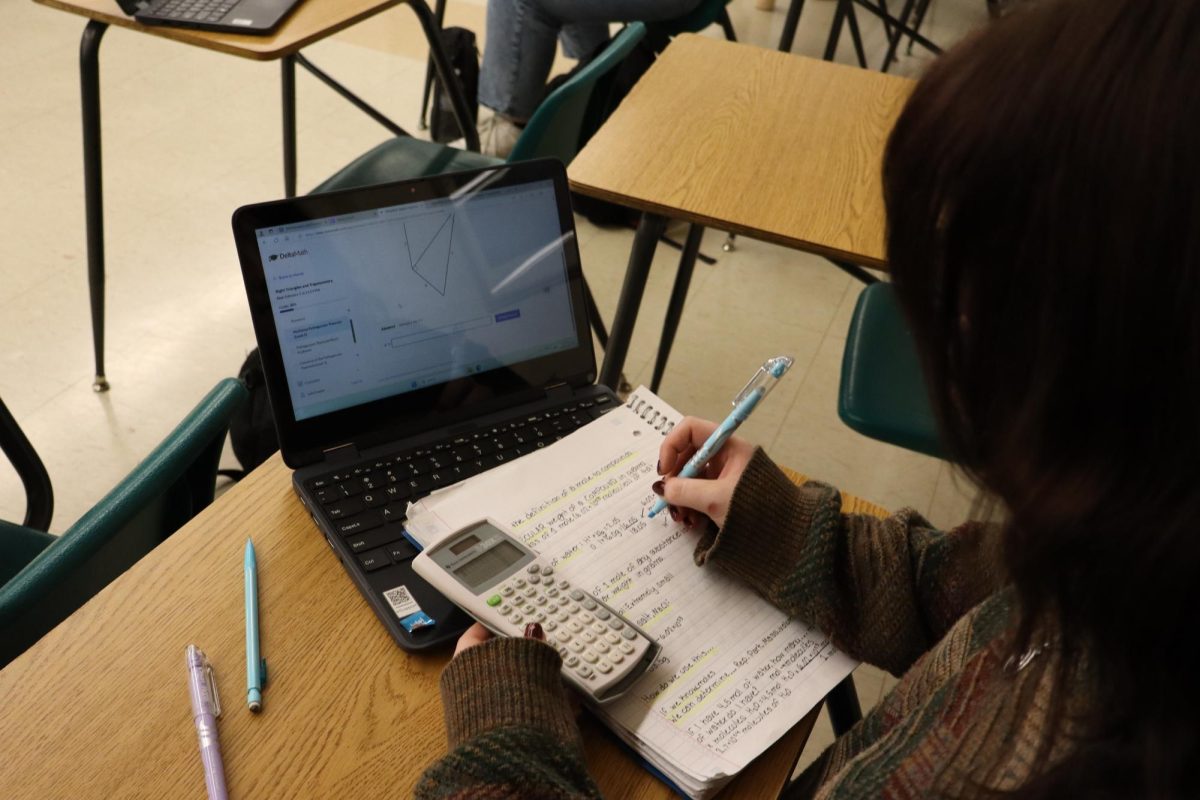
{"left": 336, "top": 509, "right": 384, "bottom": 536}
{"left": 381, "top": 503, "right": 407, "bottom": 523}
{"left": 357, "top": 548, "right": 391, "bottom": 572}
{"left": 388, "top": 538, "right": 418, "bottom": 562}
{"left": 345, "top": 527, "right": 403, "bottom": 553}
{"left": 326, "top": 498, "right": 364, "bottom": 519}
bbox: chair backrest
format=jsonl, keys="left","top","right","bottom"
{"left": 0, "top": 378, "right": 247, "bottom": 667}
{"left": 838, "top": 282, "right": 945, "bottom": 458}
{"left": 508, "top": 22, "right": 648, "bottom": 165}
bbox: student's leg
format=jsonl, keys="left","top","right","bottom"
{"left": 479, "top": 0, "right": 563, "bottom": 122}
{"left": 479, "top": 0, "right": 701, "bottom": 121}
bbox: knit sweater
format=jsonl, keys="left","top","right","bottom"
{"left": 414, "top": 449, "right": 1078, "bottom": 799}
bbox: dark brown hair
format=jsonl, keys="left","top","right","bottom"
{"left": 883, "top": 0, "right": 1200, "bottom": 796}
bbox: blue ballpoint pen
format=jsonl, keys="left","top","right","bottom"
{"left": 245, "top": 538, "right": 267, "bottom": 712}
{"left": 648, "top": 355, "right": 794, "bottom": 518}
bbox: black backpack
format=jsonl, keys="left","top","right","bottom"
{"left": 545, "top": 25, "right": 671, "bottom": 228}
{"left": 229, "top": 348, "right": 279, "bottom": 474}
{"left": 430, "top": 27, "right": 481, "bottom": 144}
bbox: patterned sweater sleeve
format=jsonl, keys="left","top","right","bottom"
{"left": 414, "top": 637, "right": 603, "bottom": 799}
{"left": 695, "top": 449, "right": 1006, "bottom": 676}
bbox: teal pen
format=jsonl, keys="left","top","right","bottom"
{"left": 245, "top": 538, "right": 267, "bottom": 712}
{"left": 649, "top": 356, "right": 794, "bottom": 518}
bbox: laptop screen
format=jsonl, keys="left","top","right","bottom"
{"left": 234, "top": 160, "right": 596, "bottom": 468}
{"left": 254, "top": 179, "right": 577, "bottom": 422}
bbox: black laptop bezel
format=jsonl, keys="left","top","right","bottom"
{"left": 233, "top": 159, "right": 596, "bottom": 469}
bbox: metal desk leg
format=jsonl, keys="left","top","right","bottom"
{"left": 80, "top": 20, "right": 109, "bottom": 392}
{"left": 650, "top": 224, "right": 704, "bottom": 393}
{"left": 826, "top": 675, "right": 864, "bottom": 735}
{"left": 418, "top": 0, "right": 448, "bottom": 130}
{"left": 599, "top": 213, "right": 665, "bottom": 392}
{"left": 282, "top": 54, "right": 297, "bottom": 198}
{"left": 778, "top": 0, "right": 807, "bottom": 52}
{"left": 406, "top": 0, "right": 479, "bottom": 152}
{"left": 823, "top": 0, "right": 849, "bottom": 61}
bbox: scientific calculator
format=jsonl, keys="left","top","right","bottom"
{"left": 413, "top": 519, "right": 659, "bottom": 702}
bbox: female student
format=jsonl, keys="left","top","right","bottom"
{"left": 416, "top": 0, "right": 1200, "bottom": 796}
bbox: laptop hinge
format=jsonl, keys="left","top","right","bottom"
{"left": 546, "top": 382, "right": 572, "bottom": 402}
{"left": 322, "top": 442, "right": 361, "bottom": 465}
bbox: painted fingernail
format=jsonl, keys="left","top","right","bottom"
{"left": 656, "top": 459, "right": 664, "bottom": 474}
{"left": 669, "top": 505, "right": 680, "bottom": 522}
{"left": 652, "top": 480, "right": 665, "bottom": 496}
{"left": 524, "top": 622, "right": 545, "bottom": 641}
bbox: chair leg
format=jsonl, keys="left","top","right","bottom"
{"left": 717, "top": 8, "right": 737, "bottom": 42}
{"left": 826, "top": 675, "right": 864, "bottom": 736}
{"left": 723, "top": 232, "right": 737, "bottom": 252}
{"left": 0, "top": 397, "right": 54, "bottom": 532}
{"left": 650, "top": 225, "right": 704, "bottom": 393}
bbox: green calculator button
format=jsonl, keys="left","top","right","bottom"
{"left": 487, "top": 594, "right": 502, "bottom": 607}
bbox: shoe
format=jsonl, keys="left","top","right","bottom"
{"left": 477, "top": 113, "right": 523, "bottom": 159}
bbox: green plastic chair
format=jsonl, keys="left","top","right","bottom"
{"left": 0, "top": 378, "right": 248, "bottom": 667}
{"left": 839, "top": 282, "right": 944, "bottom": 459}
{"left": 312, "top": 22, "right": 648, "bottom": 195}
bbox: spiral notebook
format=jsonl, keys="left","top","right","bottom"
{"left": 405, "top": 387, "right": 858, "bottom": 799}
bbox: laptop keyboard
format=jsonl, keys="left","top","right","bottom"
{"left": 306, "top": 395, "right": 616, "bottom": 573}
{"left": 146, "top": 0, "right": 237, "bottom": 23}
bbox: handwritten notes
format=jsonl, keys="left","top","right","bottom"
{"left": 405, "top": 389, "right": 857, "bottom": 798}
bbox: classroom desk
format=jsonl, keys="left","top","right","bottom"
{"left": 32, "top": 0, "right": 474, "bottom": 393}
{"left": 0, "top": 455, "right": 886, "bottom": 798}
{"left": 567, "top": 34, "right": 914, "bottom": 390}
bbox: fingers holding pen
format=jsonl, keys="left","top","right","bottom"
{"left": 658, "top": 416, "right": 718, "bottom": 476}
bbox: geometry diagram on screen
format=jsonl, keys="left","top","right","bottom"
{"left": 403, "top": 213, "right": 454, "bottom": 296}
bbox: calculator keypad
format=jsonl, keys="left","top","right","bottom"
{"left": 492, "top": 564, "right": 652, "bottom": 691}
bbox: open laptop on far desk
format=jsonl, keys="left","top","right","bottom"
{"left": 116, "top": 0, "right": 303, "bottom": 34}
{"left": 233, "top": 160, "right": 619, "bottom": 652}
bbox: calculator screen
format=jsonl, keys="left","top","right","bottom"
{"left": 449, "top": 534, "right": 482, "bottom": 556}
{"left": 454, "top": 541, "right": 525, "bottom": 588}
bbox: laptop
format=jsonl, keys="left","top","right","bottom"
{"left": 232, "top": 160, "right": 619, "bottom": 651}
{"left": 116, "top": 0, "right": 303, "bottom": 35}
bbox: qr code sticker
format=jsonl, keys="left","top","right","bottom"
{"left": 384, "top": 585, "right": 420, "bottom": 619}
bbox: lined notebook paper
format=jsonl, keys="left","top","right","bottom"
{"left": 406, "top": 388, "right": 857, "bottom": 798}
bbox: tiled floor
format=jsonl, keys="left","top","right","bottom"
{"left": 0, "top": 0, "right": 990, "bottom": 780}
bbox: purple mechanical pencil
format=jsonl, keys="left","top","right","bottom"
{"left": 186, "top": 645, "right": 230, "bottom": 800}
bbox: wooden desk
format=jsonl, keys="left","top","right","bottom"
{"left": 32, "top": 0, "right": 474, "bottom": 393}
{"left": 0, "top": 456, "right": 885, "bottom": 798}
{"left": 567, "top": 34, "right": 913, "bottom": 390}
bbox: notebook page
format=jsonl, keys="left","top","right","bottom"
{"left": 405, "top": 389, "right": 857, "bottom": 791}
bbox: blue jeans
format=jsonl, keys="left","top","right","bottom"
{"left": 479, "top": 0, "right": 703, "bottom": 121}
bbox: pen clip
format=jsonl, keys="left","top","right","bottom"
{"left": 733, "top": 356, "right": 794, "bottom": 405}
{"left": 205, "top": 660, "right": 222, "bottom": 719}
{"left": 733, "top": 366, "right": 768, "bottom": 405}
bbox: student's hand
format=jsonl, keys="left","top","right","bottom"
{"left": 453, "top": 622, "right": 493, "bottom": 656}
{"left": 655, "top": 416, "right": 755, "bottom": 529}
{"left": 452, "top": 621, "right": 551, "bottom": 657}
